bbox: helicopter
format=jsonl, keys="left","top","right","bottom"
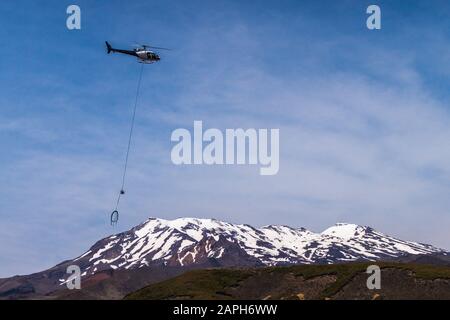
{"left": 105, "top": 41, "right": 169, "bottom": 64}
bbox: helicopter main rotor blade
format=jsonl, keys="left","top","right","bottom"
{"left": 147, "top": 46, "right": 172, "bottom": 51}
{"left": 134, "top": 43, "right": 172, "bottom": 51}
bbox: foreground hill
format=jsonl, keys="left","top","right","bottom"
{"left": 125, "top": 263, "right": 450, "bottom": 300}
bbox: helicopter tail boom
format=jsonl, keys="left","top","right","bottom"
{"left": 105, "top": 41, "right": 139, "bottom": 57}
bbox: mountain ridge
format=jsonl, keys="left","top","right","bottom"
{"left": 68, "top": 217, "right": 446, "bottom": 280}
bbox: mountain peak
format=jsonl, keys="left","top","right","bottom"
{"left": 68, "top": 217, "right": 445, "bottom": 279}
{"left": 321, "top": 223, "right": 368, "bottom": 240}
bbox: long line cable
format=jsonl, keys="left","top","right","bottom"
{"left": 111, "top": 63, "right": 145, "bottom": 225}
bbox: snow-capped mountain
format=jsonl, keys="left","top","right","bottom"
{"left": 69, "top": 217, "right": 446, "bottom": 278}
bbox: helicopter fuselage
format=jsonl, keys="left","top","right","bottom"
{"left": 135, "top": 49, "right": 160, "bottom": 63}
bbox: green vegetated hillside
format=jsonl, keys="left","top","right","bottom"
{"left": 125, "top": 263, "right": 450, "bottom": 300}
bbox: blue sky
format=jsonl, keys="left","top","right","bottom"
{"left": 1, "top": 0, "right": 450, "bottom": 277}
